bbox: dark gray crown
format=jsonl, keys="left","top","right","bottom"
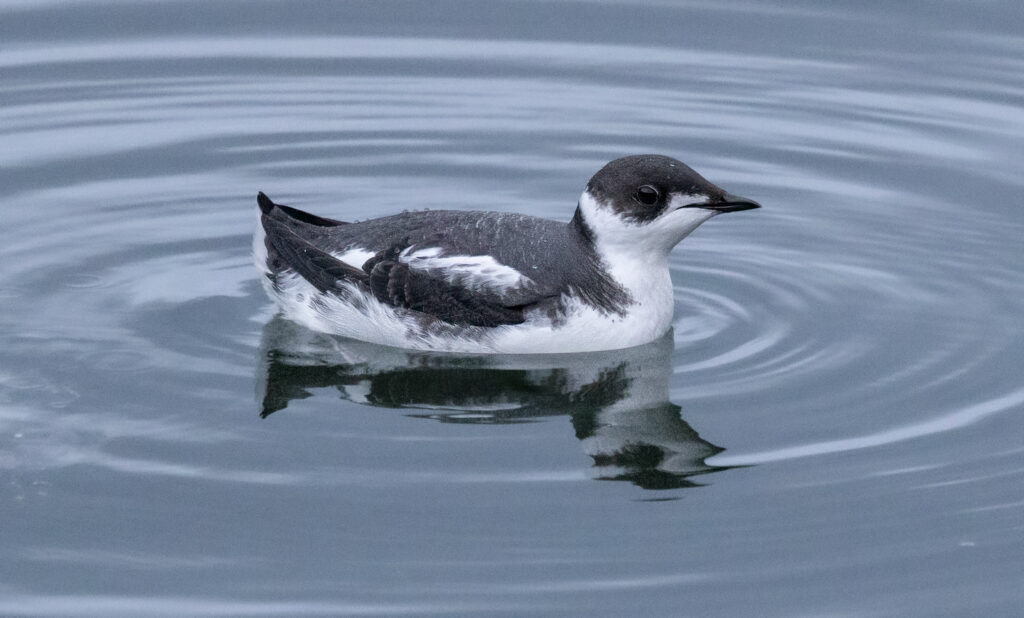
{"left": 585, "top": 154, "right": 727, "bottom": 223}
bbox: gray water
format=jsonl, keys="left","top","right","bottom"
{"left": 3, "top": 1, "right": 1024, "bottom": 616}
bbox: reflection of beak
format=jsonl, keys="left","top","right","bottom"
{"left": 701, "top": 191, "right": 762, "bottom": 213}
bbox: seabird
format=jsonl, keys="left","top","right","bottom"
{"left": 254, "top": 154, "right": 759, "bottom": 353}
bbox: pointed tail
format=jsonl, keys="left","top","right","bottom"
{"left": 257, "top": 191, "right": 276, "bottom": 214}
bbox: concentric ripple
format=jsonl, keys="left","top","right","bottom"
{"left": 2, "top": 18, "right": 1023, "bottom": 481}
{"left": 3, "top": 0, "right": 1024, "bottom": 615}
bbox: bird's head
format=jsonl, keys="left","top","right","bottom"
{"left": 576, "top": 154, "right": 760, "bottom": 257}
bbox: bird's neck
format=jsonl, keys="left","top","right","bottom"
{"left": 570, "top": 204, "right": 597, "bottom": 246}
{"left": 570, "top": 200, "right": 675, "bottom": 267}
{"left": 569, "top": 203, "right": 674, "bottom": 314}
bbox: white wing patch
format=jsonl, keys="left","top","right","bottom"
{"left": 333, "top": 247, "right": 376, "bottom": 270}
{"left": 400, "top": 247, "right": 533, "bottom": 294}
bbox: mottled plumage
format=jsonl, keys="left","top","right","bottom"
{"left": 254, "top": 155, "right": 759, "bottom": 353}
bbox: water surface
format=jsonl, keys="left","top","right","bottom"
{"left": 2, "top": 1, "right": 1024, "bottom": 616}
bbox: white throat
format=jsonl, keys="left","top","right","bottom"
{"left": 577, "top": 189, "right": 716, "bottom": 266}
{"left": 575, "top": 190, "right": 718, "bottom": 339}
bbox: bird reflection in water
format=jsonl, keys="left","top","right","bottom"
{"left": 256, "top": 316, "right": 736, "bottom": 490}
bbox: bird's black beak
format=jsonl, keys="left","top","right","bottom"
{"left": 702, "top": 192, "right": 761, "bottom": 213}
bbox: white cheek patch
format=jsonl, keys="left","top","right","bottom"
{"left": 578, "top": 190, "right": 716, "bottom": 256}
{"left": 400, "top": 248, "right": 533, "bottom": 293}
{"left": 668, "top": 193, "right": 711, "bottom": 208}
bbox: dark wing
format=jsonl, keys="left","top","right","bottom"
{"left": 363, "top": 243, "right": 533, "bottom": 327}
{"left": 260, "top": 193, "right": 368, "bottom": 294}
{"left": 258, "top": 191, "right": 346, "bottom": 226}
{"left": 259, "top": 194, "right": 554, "bottom": 327}
{"left": 261, "top": 209, "right": 368, "bottom": 293}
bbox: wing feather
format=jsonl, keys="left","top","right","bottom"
{"left": 366, "top": 244, "right": 534, "bottom": 327}
{"left": 262, "top": 213, "right": 368, "bottom": 293}
{"left": 260, "top": 196, "right": 558, "bottom": 328}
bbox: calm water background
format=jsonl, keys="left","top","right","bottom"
{"left": 3, "top": 1, "right": 1024, "bottom": 616}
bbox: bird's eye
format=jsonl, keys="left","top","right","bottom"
{"left": 634, "top": 185, "right": 660, "bottom": 205}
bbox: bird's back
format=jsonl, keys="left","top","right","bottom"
{"left": 320, "top": 209, "right": 571, "bottom": 275}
